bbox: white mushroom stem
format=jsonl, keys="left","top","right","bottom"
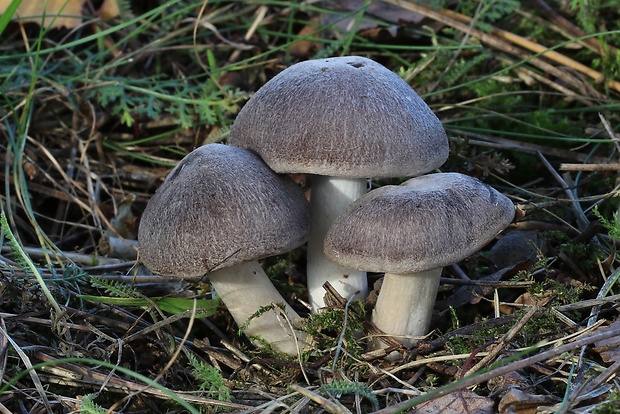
{"left": 307, "top": 175, "right": 368, "bottom": 311}
{"left": 371, "top": 268, "right": 442, "bottom": 349}
{"left": 208, "top": 261, "right": 308, "bottom": 356}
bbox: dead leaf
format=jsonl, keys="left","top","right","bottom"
{"left": 289, "top": 19, "right": 321, "bottom": 58}
{"left": 22, "top": 160, "right": 38, "bottom": 180}
{"left": 488, "top": 364, "right": 556, "bottom": 413}
{"left": 501, "top": 291, "right": 553, "bottom": 315}
{"left": 99, "top": 0, "right": 120, "bottom": 20}
{"left": 515, "top": 291, "right": 552, "bottom": 307}
{"left": 0, "top": 0, "right": 120, "bottom": 29}
{"left": 109, "top": 193, "right": 138, "bottom": 239}
{"left": 0, "top": 0, "right": 83, "bottom": 29}
{"left": 412, "top": 389, "right": 494, "bottom": 414}
{"left": 488, "top": 368, "right": 532, "bottom": 395}
{"left": 497, "top": 387, "right": 556, "bottom": 414}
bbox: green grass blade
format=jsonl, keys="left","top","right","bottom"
{"left": 0, "top": 0, "right": 21, "bottom": 36}
{"left": 77, "top": 295, "right": 220, "bottom": 318}
{"left": 0, "top": 210, "right": 61, "bottom": 314}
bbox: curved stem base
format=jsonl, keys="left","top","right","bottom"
{"left": 208, "top": 261, "right": 308, "bottom": 355}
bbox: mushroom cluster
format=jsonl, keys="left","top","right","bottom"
{"left": 138, "top": 56, "right": 514, "bottom": 356}
{"left": 138, "top": 143, "right": 311, "bottom": 355}
{"left": 230, "top": 55, "right": 449, "bottom": 311}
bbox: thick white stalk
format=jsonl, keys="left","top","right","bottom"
{"left": 307, "top": 175, "right": 368, "bottom": 311}
{"left": 208, "top": 261, "right": 308, "bottom": 355}
{"left": 371, "top": 268, "right": 442, "bottom": 348}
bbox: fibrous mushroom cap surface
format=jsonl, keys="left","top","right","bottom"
{"left": 324, "top": 172, "right": 515, "bottom": 274}
{"left": 138, "top": 144, "right": 311, "bottom": 277}
{"left": 230, "top": 56, "right": 448, "bottom": 178}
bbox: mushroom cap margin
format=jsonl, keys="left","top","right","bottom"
{"left": 324, "top": 172, "right": 515, "bottom": 274}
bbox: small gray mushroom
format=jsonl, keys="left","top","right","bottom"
{"left": 230, "top": 56, "right": 449, "bottom": 310}
{"left": 138, "top": 143, "right": 311, "bottom": 355}
{"left": 324, "top": 172, "right": 515, "bottom": 348}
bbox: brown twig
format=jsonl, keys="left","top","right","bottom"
{"left": 440, "top": 278, "right": 534, "bottom": 288}
{"left": 560, "top": 163, "right": 620, "bottom": 171}
{"left": 582, "top": 359, "right": 620, "bottom": 394}
{"left": 554, "top": 294, "right": 620, "bottom": 313}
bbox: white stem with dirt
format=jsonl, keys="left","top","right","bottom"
{"left": 306, "top": 175, "right": 368, "bottom": 311}
{"left": 208, "top": 261, "right": 308, "bottom": 356}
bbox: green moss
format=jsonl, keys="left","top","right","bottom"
{"left": 558, "top": 241, "right": 604, "bottom": 273}
{"left": 447, "top": 335, "right": 478, "bottom": 355}
{"left": 595, "top": 389, "right": 620, "bottom": 414}
{"left": 303, "top": 303, "right": 366, "bottom": 359}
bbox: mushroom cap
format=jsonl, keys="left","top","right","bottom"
{"left": 324, "top": 172, "right": 515, "bottom": 274}
{"left": 229, "top": 56, "right": 448, "bottom": 178}
{"left": 138, "top": 144, "right": 311, "bottom": 277}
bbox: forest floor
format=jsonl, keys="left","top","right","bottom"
{"left": 1, "top": 0, "right": 620, "bottom": 412}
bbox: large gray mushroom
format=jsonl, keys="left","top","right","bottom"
{"left": 324, "top": 172, "right": 515, "bottom": 348}
{"left": 138, "top": 143, "right": 311, "bottom": 355}
{"left": 230, "top": 56, "right": 448, "bottom": 311}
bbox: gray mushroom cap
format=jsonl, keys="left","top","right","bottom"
{"left": 138, "top": 143, "right": 311, "bottom": 277}
{"left": 324, "top": 173, "right": 515, "bottom": 274}
{"left": 229, "top": 56, "right": 449, "bottom": 178}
